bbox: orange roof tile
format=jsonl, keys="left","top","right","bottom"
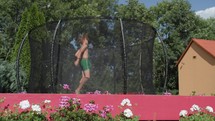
{"left": 177, "top": 38, "right": 215, "bottom": 65}
{"left": 192, "top": 38, "right": 215, "bottom": 58}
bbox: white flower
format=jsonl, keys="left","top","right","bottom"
{"left": 206, "top": 106, "right": 213, "bottom": 112}
{"left": 123, "top": 108, "right": 133, "bottom": 118}
{"left": 120, "top": 98, "right": 132, "bottom": 106}
{"left": 127, "top": 103, "right": 132, "bottom": 106}
{"left": 19, "top": 100, "right": 30, "bottom": 109}
{"left": 44, "top": 100, "right": 51, "bottom": 104}
{"left": 179, "top": 110, "right": 188, "bottom": 117}
{"left": 190, "top": 104, "right": 200, "bottom": 112}
{"left": 31, "top": 104, "right": 41, "bottom": 113}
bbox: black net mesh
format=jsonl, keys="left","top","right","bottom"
{"left": 27, "top": 17, "right": 156, "bottom": 94}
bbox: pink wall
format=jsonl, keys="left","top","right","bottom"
{"left": 1, "top": 94, "right": 215, "bottom": 120}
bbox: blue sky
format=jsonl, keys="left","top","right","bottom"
{"left": 186, "top": 0, "right": 215, "bottom": 11}
{"left": 118, "top": 0, "right": 215, "bottom": 19}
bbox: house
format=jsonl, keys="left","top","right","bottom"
{"left": 177, "top": 38, "right": 215, "bottom": 96}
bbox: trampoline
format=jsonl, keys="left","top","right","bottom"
{"left": 17, "top": 17, "right": 156, "bottom": 94}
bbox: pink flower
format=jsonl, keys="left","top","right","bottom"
{"left": 94, "top": 90, "right": 101, "bottom": 95}
{"left": 83, "top": 103, "right": 98, "bottom": 112}
{"left": 86, "top": 92, "right": 93, "bottom": 94}
{"left": 103, "top": 105, "right": 114, "bottom": 113}
{"left": 63, "top": 84, "right": 70, "bottom": 90}
{"left": 72, "top": 98, "right": 81, "bottom": 105}
{"left": 100, "top": 105, "right": 114, "bottom": 118}
{"left": 104, "top": 91, "right": 111, "bottom": 94}
{"left": 19, "top": 91, "right": 27, "bottom": 94}
{"left": 59, "top": 96, "right": 70, "bottom": 108}
{"left": 163, "top": 91, "right": 172, "bottom": 95}
{"left": 100, "top": 110, "right": 107, "bottom": 118}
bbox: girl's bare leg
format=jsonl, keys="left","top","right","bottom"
{"left": 75, "top": 70, "right": 90, "bottom": 94}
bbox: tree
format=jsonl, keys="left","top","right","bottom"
{"left": 10, "top": 3, "right": 45, "bottom": 92}
{"left": 190, "top": 18, "right": 215, "bottom": 40}
{"left": 116, "top": 0, "right": 152, "bottom": 22}
{"left": 150, "top": 0, "right": 207, "bottom": 94}
{"left": 0, "top": 0, "right": 31, "bottom": 60}
{"left": 0, "top": 0, "right": 31, "bottom": 92}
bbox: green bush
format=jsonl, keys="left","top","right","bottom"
{"left": 0, "top": 59, "right": 26, "bottom": 92}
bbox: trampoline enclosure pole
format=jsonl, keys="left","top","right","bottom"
{"left": 119, "top": 18, "right": 128, "bottom": 94}
{"left": 50, "top": 20, "right": 61, "bottom": 93}
{"left": 16, "top": 32, "right": 29, "bottom": 92}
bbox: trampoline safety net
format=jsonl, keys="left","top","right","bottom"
{"left": 27, "top": 17, "right": 156, "bottom": 94}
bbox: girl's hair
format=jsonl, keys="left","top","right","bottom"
{"left": 78, "top": 33, "right": 88, "bottom": 42}
{"left": 83, "top": 33, "right": 88, "bottom": 40}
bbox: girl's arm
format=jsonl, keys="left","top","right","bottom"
{"left": 75, "top": 40, "right": 88, "bottom": 58}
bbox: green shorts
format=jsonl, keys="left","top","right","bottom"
{"left": 80, "top": 58, "right": 91, "bottom": 71}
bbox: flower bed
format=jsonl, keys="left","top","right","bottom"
{"left": 179, "top": 104, "right": 215, "bottom": 121}
{"left": 0, "top": 96, "right": 139, "bottom": 121}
